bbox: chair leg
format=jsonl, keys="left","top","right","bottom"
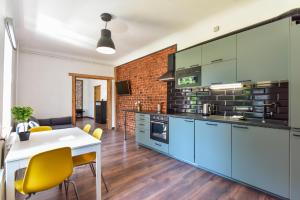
{"left": 89, "top": 163, "right": 96, "bottom": 177}
{"left": 59, "top": 183, "right": 63, "bottom": 190}
{"left": 25, "top": 194, "right": 31, "bottom": 199}
{"left": 68, "top": 180, "right": 80, "bottom": 200}
{"left": 102, "top": 173, "right": 109, "bottom": 192}
{"left": 64, "top": 181, "right": 69, "bottom": 200}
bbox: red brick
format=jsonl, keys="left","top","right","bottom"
{"left": 115, "top": 45, "right": 177, "bottom": 134}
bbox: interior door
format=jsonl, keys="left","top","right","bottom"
{"left": 94, "top": 85, "right": 101, "bottom": 119}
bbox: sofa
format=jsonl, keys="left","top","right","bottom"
{"left": 30, "top": 116, "right": 74, "bottom": 130}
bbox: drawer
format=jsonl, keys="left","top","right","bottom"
{"left": 135, "top": 114, "right": 150, "bottom": 123}
{"left": 150, "top": 140, "right": 169, "bottom": 154}
{"left": 135, "top": 125, "right": 150, "bottom": 134}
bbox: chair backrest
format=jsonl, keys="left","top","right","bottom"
{"left": 92, "top": 128, "right": 103, "bottom": 140}
{"left": 30, "top": 126, "right": 52, "bottom": 133}
{"left": 83, "top": 124, "right": 92, "bottom": 133}
{"left": 22, "top": 147, "right": 73, "bottom": 194}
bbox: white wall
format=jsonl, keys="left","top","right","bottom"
{"left": 116, "top": 0, "right": 300, "bottom": 65}
{"left": 17, "top": 52, "right": 115, "bottom": 127}
{"left": 80, "top": 79, "right": 107, "bottom": 118}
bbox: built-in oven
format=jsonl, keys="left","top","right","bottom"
{"left": 150, "top": 114, "right": 169, "bottom": 144}
{"left": 175, "top": 65, "right": 202, "bottom": 89}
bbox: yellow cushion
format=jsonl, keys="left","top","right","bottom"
{"left": 15, "top": 179, "right": 25, "bottom": 195}
{"left": 72, "top": 152, "right": 96, "bottom": 166}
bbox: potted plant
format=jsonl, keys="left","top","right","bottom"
{"left": 11, "top": 106, "right": 33, "bottom": 141}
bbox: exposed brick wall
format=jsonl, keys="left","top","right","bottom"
{"left": 115, "top": 45, "right": 177, "bottom": 134}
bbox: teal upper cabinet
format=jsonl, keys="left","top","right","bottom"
{"left": 237, "top": 18, "right": 289, "bottom": 82}
{"left": 169, "top": 117, "right": 195, "bottom": 163}
{"left": 201, "top": 59, "right": 236, "bottom": 86}
{"left": 232, "top": 125, "right": 289, "bottom": 198}
{"left": 195, "top": 121, "right": 231, "bottom": 177}
{"left": 290, "top": 18, "right": 300, "bottom": 128}
{"left": 202, "top": 35, "right": 236, "bottom": 65}
{"left": 175, "top": 45, "right": 202, "bottom": 70}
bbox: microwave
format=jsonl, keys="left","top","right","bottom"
{"left": 175, "top": 65, "right": 201, "bottom": 89}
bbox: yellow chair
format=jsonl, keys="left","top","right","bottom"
{"left": 29, "top": 126, "right": 52, "bottom": 133}
{"left": 83, "top": 124, "right": 92, "bottom": 133}
{"left": 73, "top": 128, "right": 108, "bottom": 192}
{"left": 15, "top": 147, "right": 79, "bottom": 199}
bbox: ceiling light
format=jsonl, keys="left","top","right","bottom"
{"left": 209, "top": 83, "right": 243, "bottom": 90}
{"left": 96, "top": 13, "right": 116, "bottom": 54}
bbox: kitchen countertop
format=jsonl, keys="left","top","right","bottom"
{"left": 123, "top": 109, "right": 290, "bottom": 130}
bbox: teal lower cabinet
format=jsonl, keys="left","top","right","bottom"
{"left": 135, "top": 114, "right": 150, "bottom": 146}
{"left": 232, "top": 125, "right": 289, "bottom": 198}
{"left": 195, "top": 121, "right": 231, "bottom": 177}
{"left": 149, "top": 139, "right": 169, "bottom": 154}
{"left": 169, "top": 117, "right": 195, "bottom": 163}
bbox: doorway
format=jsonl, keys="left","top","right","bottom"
{"left": 70, "top": 73, "right": 114, "bottom": 129}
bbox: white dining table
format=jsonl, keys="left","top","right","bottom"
{"left": 5, "top": 127, "right": 101, "bottom": 200}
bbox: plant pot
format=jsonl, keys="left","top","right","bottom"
{"left": 18, "top": 131, "right": 30, "bottom": 141}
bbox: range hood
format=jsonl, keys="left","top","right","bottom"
{"left": 159, "top": 54, "right": 175, "bottom": 81}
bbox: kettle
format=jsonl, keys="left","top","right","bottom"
{"left": 202, "top": 103, "right": 212, "bottom": 116}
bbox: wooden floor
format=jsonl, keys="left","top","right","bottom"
{"left": 16, "top": 118, "right": 279, "bottom": 200}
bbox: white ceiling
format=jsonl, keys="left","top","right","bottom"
{"left": 13, "top": 0, "right": 250, "bottom": 66}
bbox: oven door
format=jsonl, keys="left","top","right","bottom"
{"left": 150, "top": 121, "right": 168, "bottom": 144}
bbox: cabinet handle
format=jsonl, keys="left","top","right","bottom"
{"left": 154, "top": 142, "right": 162, "bottom": 147}
{"left": 206, "top": 123, "right": 218, "bottom": 126}
{"left": 233, "top": 125, "right": 249, "bottom": 129}
{"left": 211, "top": 82, "right": 222, "bottom": 85}
{"left": 184, "top": 120, "right": 194, "bottom": 123}
{"left": 238, "top": 80, "right": 252, "bottom": 83}
{"left": 211, "top": 58, "right": 223, "bottom": 63}
{"left": 293, "top": 132, "right": 300, "bottom": 137}
{"left": 139, "top": 130, "right": 145, "bottom": 133}
{"left": 292, "top": 128, "right": 300, "bottom": 133}
{"left": 139, "top": 124, "right": 145, "bottom": 126}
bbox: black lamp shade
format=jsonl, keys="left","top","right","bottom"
{"left": 96, "top": 29, "right": 116, "bottom": 54}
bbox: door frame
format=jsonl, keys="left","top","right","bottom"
{"left": 69, "top": 73, "right": 114, "bottom": 129}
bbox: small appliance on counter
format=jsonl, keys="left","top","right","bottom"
{"left": 202, "top": 103, "right": 217, "bottom": 116}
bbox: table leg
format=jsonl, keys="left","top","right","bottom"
{"left": 6, "top": 162, "right": 18, "bottom": 200}
{"left": 95, "top": 145, "right": 101, "bottom": 200}
{"left": 124, "top": 111, "right": 127, "bottom": 141}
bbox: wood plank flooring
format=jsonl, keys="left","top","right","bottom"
{"left": 16, "top": 118, "right": 279, "bottom": 200}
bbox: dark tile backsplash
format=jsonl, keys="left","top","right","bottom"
{"left": 167, "top": 81, "right": 289, "bottom": 121}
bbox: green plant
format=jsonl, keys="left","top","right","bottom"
{"left": 11, "top": 106, "right": 33, "bottom": 123}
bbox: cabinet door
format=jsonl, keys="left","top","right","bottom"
{"left": 290, "top": 18, "right": 300, "bottom": 128}
{"left": 169, "top": 117, "right": 194, "bottom": 163}
{"left": 135, "top": 114, "right": 150, "bottom": 146}
{"left": 232, "top": 125, "right": 289, "bottom": 198}
{"left": 195, "top": 121, "right": 231, "bottom": 177}
{"left": 175, "top": 45, "right": 202, "bottom": 70}
{"left": 202, "top": 35, "right": 236, "bottom": 65}
{"left": 237, "top": 18, "right": 289, "bottom": 82}
{"left": 291, "top": 129, "right": 300, "bottom": 200}
{"left": 201, "top": 59, "right": 236, "bottom": 86}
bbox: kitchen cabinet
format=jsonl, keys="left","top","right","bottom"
{"left": 202, "top": 35, "right": 236, "bottom": 65}
{"left": 195, "top": 121, "right": 231, "bottom": 177}
{"left": 290, "top": 18, "right": 300, "bottom": 128}
{"left": 291, "top": 129, "right": 300, "bottom": 200}
{"left": 201, "top": 59, "right": 236, "bottom": 86}
{"left": 237, "top": 18, "right": 289, "bottom": 82}
{"left": 175, "top": 45, "right": 202, "bottom": 71}
{"left": 232, "top": 125, "right": 289, "bottom": 198}
{"left": 169, "top": 117, "right": 194, "bottom": 163}
{"left": 135, "top": 113, "right": 150, "bottom": 146}
{"left": 149, "top": 139, "right": 169, "bottom": 154}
